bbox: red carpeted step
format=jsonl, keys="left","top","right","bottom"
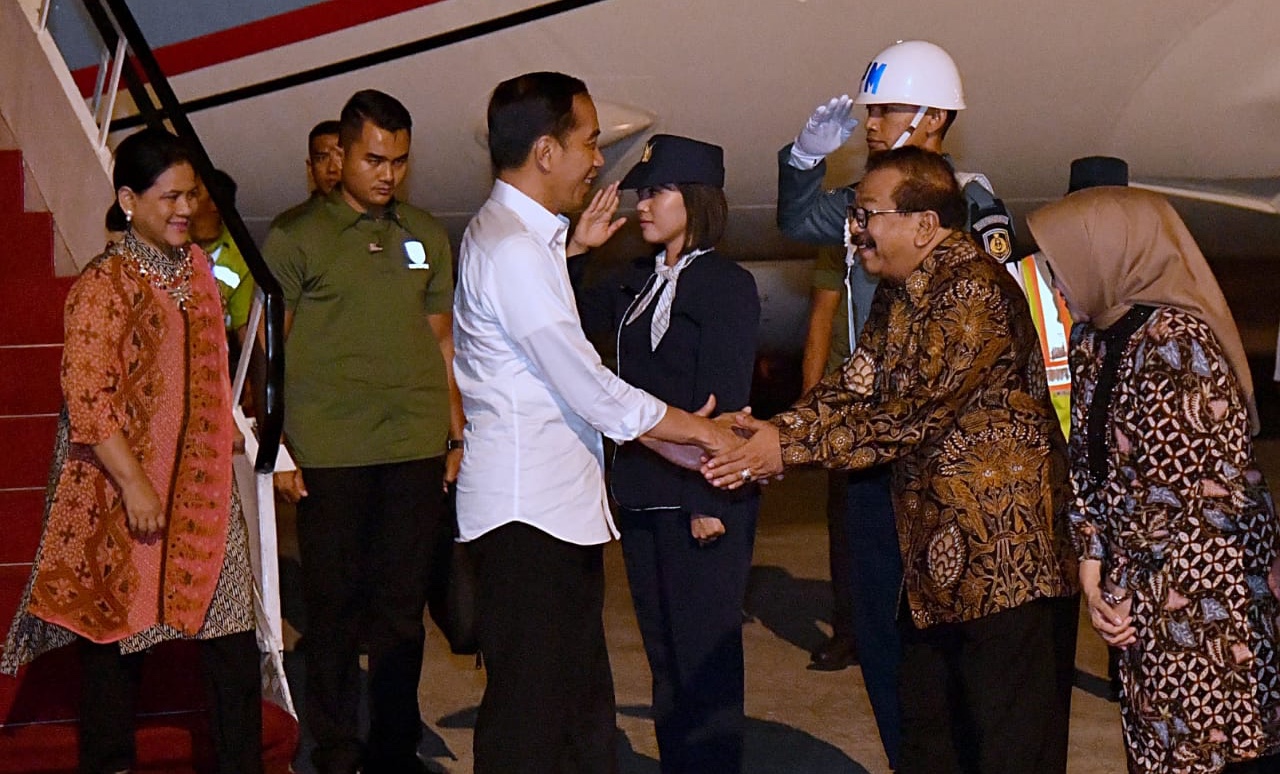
{"left": 0, "top": 706, "right": 297, "bottom": 773}
{"left": 0, "top": 568, "right": 299, "bottom": 773}
{"left": 0, "top": 416, "right": 57, "bottom": 490}
{"left": 0, "top": 151, "right": 22, "bottom": 214}
{"left": 0, "top": 277, "right": 72, "bottom": 347}
{"left": 0, "top": 212, "right": 56, "bottom": 281}
{"left": 0, "top": 346, "right": 61, "bottom": 416}
{"left": 0, "top": 490, "right": 44, "bottom": 564}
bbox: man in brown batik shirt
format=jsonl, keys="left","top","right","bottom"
{"left": 705, "top": 146, "right": 1078, "bottom": 774}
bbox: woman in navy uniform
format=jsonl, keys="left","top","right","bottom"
{"left": 576, "top": 135, "right": 761, "bottom": 773}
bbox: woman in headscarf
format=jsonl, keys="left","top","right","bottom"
{"left": 1, "top": 127, "right": 261, "bottom": 773}
{"left": 1027, "top": 186, "right": 1280, "bottom": 774}
{"left": 572, "top": 134, "right": 760, "bottom": 773}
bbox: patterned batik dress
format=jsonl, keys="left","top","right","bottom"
{"left": 1, "top": 240, "right": 254, "bottom": 673}
{"left": 1068, "top": 304, "right": 1280, "bottom": 773}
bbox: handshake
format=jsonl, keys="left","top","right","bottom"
{"left": 640, "top": 397, "right": 785, "bottom": 490}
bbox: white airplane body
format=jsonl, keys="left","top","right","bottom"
{"left": 40, "top": 0, "right": 1280, "bottom": 356}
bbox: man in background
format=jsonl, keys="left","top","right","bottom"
{"left": 272, "top": 120, "right": 342, "bottom": 227}
{"left": 190, "top": 167, "right": 253, "bottom": 346}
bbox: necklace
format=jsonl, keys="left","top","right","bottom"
{"left": 119, "top": 230, "right": 194, "bottom": 309}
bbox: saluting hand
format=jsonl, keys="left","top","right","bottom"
{"left": 794, "top": 95, "right": 859, "bottom": 159}
{"left": 568, "top": 182, "right": 627, "bottom": 256}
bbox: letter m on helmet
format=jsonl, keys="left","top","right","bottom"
{"left": 861, "top": 61, "right": 888, "bottom": 95}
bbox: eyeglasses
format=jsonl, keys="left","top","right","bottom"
{"left": 846, "top": 205, "right": 923, "bottom": 229}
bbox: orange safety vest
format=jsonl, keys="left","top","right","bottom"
{"left": 1007, "top": 258, "right": 1072, "bottom": 438}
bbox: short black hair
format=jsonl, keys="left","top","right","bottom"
{"left": 105, "top": 127, "right": 197, "bottom": 232}
{"left": 339, "top": 90, "right": 411, "bottom": 148}
{"left": 308, "top": 119, "right": 340, "bottom": 150}
{"left": 864, "top": 146, "right": 966, "bottom": 230}
{"left": 486, "top": 71, "right": 589, "bottom": 173}
{"left": 677, "top": 183, "right": 728, "bottom": 254}
{"left": 202, "top": 167, "right": 238, "bottom": 208}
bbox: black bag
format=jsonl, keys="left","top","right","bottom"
{"left": 426, "top": 486, "right": 480, "bottom": 656}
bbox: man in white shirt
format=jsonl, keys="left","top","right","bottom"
{"left": 453, "top": 71, "right": 741, "bottom": 773}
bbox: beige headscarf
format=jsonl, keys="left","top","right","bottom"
{"left": 1026, "top": 186, "right": 1259, "bottom": 434}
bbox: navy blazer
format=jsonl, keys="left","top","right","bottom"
{"left": 573, "top": 249, "right": 761, "bottom": 518}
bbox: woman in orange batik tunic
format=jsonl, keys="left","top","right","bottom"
{"left": 1, "top": 128, "right": 261, "bottom": 774}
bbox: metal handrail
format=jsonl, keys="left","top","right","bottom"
{"left": 107, "top": 0, "right": 611, "bottom": 130}
{"left": 75, "top": 0, "right": 160, "bottom": 146}
{"left": 73, "top": 0, "right": 285, "bottom": 473}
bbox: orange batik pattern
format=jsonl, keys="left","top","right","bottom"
{"left": 27, "top": 243, "right": 235, "bottom": 643}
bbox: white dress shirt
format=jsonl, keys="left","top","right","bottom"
{"left": 453, "top": 180, "right": 667, "bottom": 545}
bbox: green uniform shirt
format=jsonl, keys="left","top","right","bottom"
{"left": 262, "top": 189, "right": 453, "bottom": 467}
{"left": 812, "top": 245, "right": 851, "bottom": 375}
{"left": 269, "top": 193, "right": 323, "bottom": 232}
{"left": 204, "top": 225, "right": 254, "bottom": 331}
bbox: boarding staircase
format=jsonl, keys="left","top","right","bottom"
{"left": 0, "top": 0, "right": 295, "bottom": 770}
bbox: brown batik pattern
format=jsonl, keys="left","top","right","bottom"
{"left": 1069, "top": 306, "right": 1280, "bottom": 773}
{"left": 775, "top": 233, "right": 1076, "bottom": 627}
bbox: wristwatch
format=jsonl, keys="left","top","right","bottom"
{"left": 446, "top": 438, "right": 464, "bottom": 452}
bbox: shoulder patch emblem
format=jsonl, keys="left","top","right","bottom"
{"left": 983, "top": 229, "right": 1012, "bottom": 261}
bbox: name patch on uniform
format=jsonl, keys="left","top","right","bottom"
{"left": 404, "top": 240, "right": 429, "bottom": 270}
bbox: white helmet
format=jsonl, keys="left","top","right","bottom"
{"left": 855, "top": 40, "right": 966, "bottom": 110}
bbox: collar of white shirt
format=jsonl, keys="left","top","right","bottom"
{"left": 490, "top": 179, "right": 571, "bottom": 252}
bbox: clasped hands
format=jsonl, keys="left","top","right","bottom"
{"left": 646, "top": 404, "right": 785, "bottom": 491}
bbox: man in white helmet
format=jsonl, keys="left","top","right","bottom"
{"left": 775, "top": 40, "right": 1026, "bottom": 772}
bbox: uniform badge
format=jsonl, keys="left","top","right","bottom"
{"left": 640, "top": 142, "right": 653, "bottom": 163}
{"left": 972, "top": 213, "right": 1014, "bottom": 262}
{"left": 404, "top": 240, "right": 429, "bottom": 269}
{"left": 984, "top": 229, "right": 1012, "bottom": 261}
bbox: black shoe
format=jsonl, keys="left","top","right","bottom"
{"left": 808, "top": 635, "right": 858, "bottom": 671}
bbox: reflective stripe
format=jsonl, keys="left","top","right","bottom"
{"left": 1008, "top": 259, "right": 1071, "bottom": 392}
{"left": 213, "top": 264, "right": 242, "bottom": 289}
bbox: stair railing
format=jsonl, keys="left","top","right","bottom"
{"left": 41, "top": 0, "right": 285, "bottom": 473}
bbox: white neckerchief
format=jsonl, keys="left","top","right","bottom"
{"left": 624, "top": 247, "right": 711, "bottom": 349}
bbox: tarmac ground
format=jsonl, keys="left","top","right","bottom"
{"left": 281, "top": 434, "right": 1280, "bottom": 771}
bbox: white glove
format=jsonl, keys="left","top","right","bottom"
{"left": 790, "top": 95, "right": 859, "bottom": 168}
